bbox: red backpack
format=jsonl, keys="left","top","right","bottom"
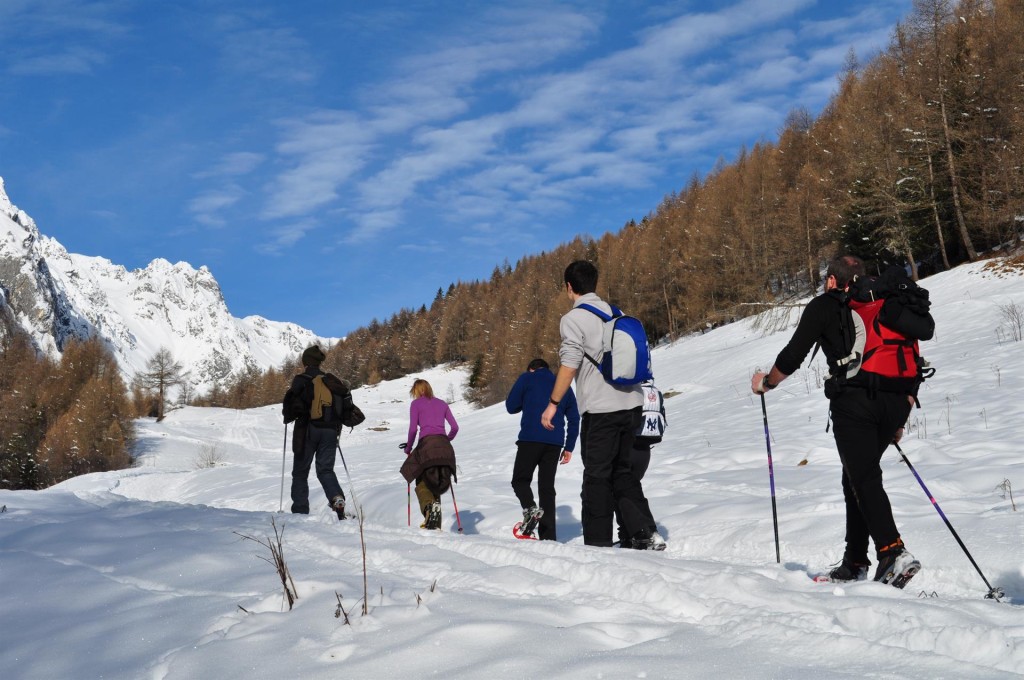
{"left": 830, "top": 266, "right": 935, "bottom": 398}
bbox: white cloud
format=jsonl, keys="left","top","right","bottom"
{"left": 1, "top": 0, "right": 126, "bottom": 76}
{"left": 256, "top": 219, "right": 318, "bottom": 254}
{"left": 250, "top": 0, "right": 906, "bottom": 250}
{"left": 218, "top": 26, "right": 318, "bottom": 83}
{"left": 398, "top": 239, "right": 445, "bottom": 253}
{"left": 7, "top": 46, "right": 107, "bottom": 76}
{"left": 188, "top": 186, "right": 245, "bottom": 227}
{"left": 261, "top": 110, "right": 373, "bottom": 220}
{"left": 0, "top": 0, "right": 127, "bottom": 40}
{"left": 347, "top": 209, "right": 404, "bottom": 243}
{"left": 259, "top": 5, "right": 599, "bottom": 233}
{"left": 195, "top": 152, "right": 265, "bottom": 179}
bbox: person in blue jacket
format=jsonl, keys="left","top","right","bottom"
{"left": 505, "top": 358, "right": 580, "bottom": 540}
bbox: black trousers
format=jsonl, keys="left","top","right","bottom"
{"left": 615, "top": 441, "right": 652, "bottom": 544}
{"left": 510, "top": 441, "right": 561, "bottom": 540}
{"left": 630, "top": 442, "right": 652, "bottom": 480}
{"left": 291, "top": 424, "right": 344, "bottom": 513}
{"left": 580, "top": 408, "right": 655, "bottom": 546}
{"left": 830, "top": 388, "right": 913, "bottom": 561}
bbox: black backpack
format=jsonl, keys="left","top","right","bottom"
{"left": 848, "top": 265, "right": 935, "bottom": 342}
{"left": 288, "top": 373, "right": 365, "bottom": 430}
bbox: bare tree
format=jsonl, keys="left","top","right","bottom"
{"left": 999, "top": 300, "right": 1024, "bottom": 341}
{"left": 136, "top": 347, "right": 186, "bottom": 421}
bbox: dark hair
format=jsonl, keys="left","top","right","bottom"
{"left": 301, "top": 345, "right": 326, "bottom": 367}
{"left": 826, "top": 255, "right": 865, "bottom": 289}
{"left": 527, "top": 358, "right": 549, "bottom": 371}
{"left": 564, "top": 260, "right": 598, "bottom": 295}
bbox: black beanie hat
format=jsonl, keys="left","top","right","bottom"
{"left": 301, "top": 346, "right": 326, "bottom": 367}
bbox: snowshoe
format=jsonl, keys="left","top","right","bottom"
{"left": 331, "top": 495, "right": 347, "bottom": 521}
{"left": 512, "top": 522, "right": 539, "bottom": 540}
{"left": 516, "top": 506, "right": 543, "bottom": 538}
{"left": 812, "top": 559, "right": 870, "bottom": 583}
{"left": 422, "top": 501, "right": 442, "bottom": 531}
{"left": 632, "top": 529, "right": 666, "bottom": 551}
{"left": 874, "top": 548, "right": 920, "bottom": 589}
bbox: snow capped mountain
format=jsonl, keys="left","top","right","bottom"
{"left": 0, "top": 176, "right": 332, "bottom": 392}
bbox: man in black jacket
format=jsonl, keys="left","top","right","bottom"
{"left": 282, "top": 346, "right": 346, "bottom": 519}
{"left": 751, "top": 255, "right": 919, "bottom": 588}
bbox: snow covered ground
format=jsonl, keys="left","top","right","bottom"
{"left": 2, "top": 259, "right": 1023, "bottom": 679}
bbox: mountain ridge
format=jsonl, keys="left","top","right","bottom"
{"left": 0, "top": 176, "right": 333, "bottom": 394}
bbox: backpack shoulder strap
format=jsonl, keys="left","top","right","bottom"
{"left": 578, "top": 303, "right": 626, "bottom": 319}
{"left": 807, "top": 290, "right": 848, "bottom": 368}
{"left": 577, "top": 303, "right": 614, "bottom": 322}
{"left": 576, "top": 304, "right": 608, "bottom": 369}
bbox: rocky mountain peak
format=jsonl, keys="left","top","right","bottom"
{"left": 0, "top": 176, "right": 332, "bottom": 394}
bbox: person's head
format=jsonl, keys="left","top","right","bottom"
{"left": 301, "top": 345, "right": 326, "bottom": 368}
{"left": 564, "top": 260, "right": 598, "bottom": 296}
{"left": 410, "top": 378, "right": 434, "bottom": 399}
{"left": 825, "top": 255, "right": 865, "bottom": 291}
{"left": 526, "top": 358, "right": 549, "bottom": 372}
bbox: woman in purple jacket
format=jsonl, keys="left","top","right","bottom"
{"left": 400, "top": 379, "right": 458, "bottom": 530}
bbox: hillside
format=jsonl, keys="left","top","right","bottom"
{"left": 0, "top": 258, "right": 1022, "bottom": 679}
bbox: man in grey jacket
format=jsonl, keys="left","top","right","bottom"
{"left": 541, "top": 260, "right": 664, "bottom": 549}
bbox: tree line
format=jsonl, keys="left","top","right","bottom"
{"left": 0, "top": 332, "right": 302, "bottom": 489}
{"left": 0, "top": 333, "right": 135, "bottom": 489}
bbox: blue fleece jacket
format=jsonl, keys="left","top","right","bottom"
{"left": 505, "top": 367, "right": 580, "bottom": 451}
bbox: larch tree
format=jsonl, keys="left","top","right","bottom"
{"left": 136, "top": 347, "right": 186, "bottom": 421}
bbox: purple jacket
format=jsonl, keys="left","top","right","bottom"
{"left": 406, "top": 397, "right": 458, "bottom": 452}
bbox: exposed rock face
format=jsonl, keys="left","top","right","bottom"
{"left": 0, "top": 177, "right": 332, "bottom": 392}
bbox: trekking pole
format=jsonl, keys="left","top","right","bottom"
{"left": 336, "top": 443, "right": 361, "bottom": 518}
{"left": 894, "top": 443, "right": 1004, "bottom": 601}
{"left": 400, "top": 442, "right": 411, "bottom": 526}
{"left": 279, "top": 424, "right": 288, "bottom": 512}
{"left": 449, "top": 484, "right": 464, "bottom": 533}
{"left": 759, "top": 393, "right": 781, "bottom": 563}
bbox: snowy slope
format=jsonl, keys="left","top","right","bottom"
{"left": 1, "top": 259, "right": 1023, "bottom": 679}
{"left": 0, "top": 176, "right": 331, "bottom": 391}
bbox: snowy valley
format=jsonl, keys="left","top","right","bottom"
{"left": 1, "top": 257, "right": 1023, "bottom": 679}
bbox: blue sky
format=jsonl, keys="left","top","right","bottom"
{"left": 0, "top": 0, "right": 912, "bottom": 338}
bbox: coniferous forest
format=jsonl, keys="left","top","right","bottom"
{"left": 4, "top": 0, "right": 1024, "bottom": 488}
{"left": 0, "top": 335, "right": 135, "bottom": 489}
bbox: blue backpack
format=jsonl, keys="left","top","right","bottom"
{"left": 578, "top": 304, "right": 654, "bottom": 385}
